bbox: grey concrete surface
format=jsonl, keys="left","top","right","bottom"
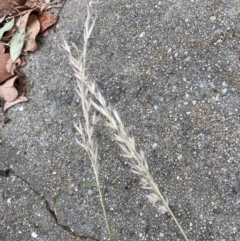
{"left": 1, "top": 0, "right": 240, "bottom": 240}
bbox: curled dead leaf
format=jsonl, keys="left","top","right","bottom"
{"left": 0, "top": 76, "right": 18, "bottom": 102}
{"left": 14, "top": 68, "right": 25, "bottom": 78}
{"left": 37, "top": 12, "right": 58, "bottom": 33}
{"left": 4, "top": 96, "right": 28, "bottom": 112}
{"left": 6, "top": 57, "right": 22, "bottom": 75}
{"left": 20, "top": 56, "right": 26, "bottom": 66}
{"left": 0, "top": 0, "right": 27, "bottom": 18}
{"left": 0, "top": 45, "right": 13, "bottom": 83}
{"left": 25, "top": 0, "right": 49, "bottom": 12}
{"left": 15, "top": 9, "right": 33, "bottom": 29}
{"left": 24, "top": 14, "right": 40, "bottom": 52}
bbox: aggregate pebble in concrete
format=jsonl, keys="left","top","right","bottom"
{"left": 1, "top": 0, "right": 240, "bottom": 240}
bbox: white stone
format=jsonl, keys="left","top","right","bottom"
{"left": 210, "top": 16, "right": 216, "bottom": 21}
{"left": 222, "top": 88, "right": 227, "bottom": 94}
{"left": 31, "top": 232, "right": 38, "bottom": 238}
{"left": 152, "top": 143, "right": 158, "bottom": 149}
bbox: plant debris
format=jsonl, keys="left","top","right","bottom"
{"left": 0, "top": 0, "right": 58, "bottom": 112}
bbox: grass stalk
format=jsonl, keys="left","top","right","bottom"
{"left": 67, "top": 2, "right": 113, "bottom": 240}
{"left": 63, "top": 1, "right": 189, "bottom": 240}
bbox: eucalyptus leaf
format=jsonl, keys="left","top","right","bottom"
{"left": 10, "top": 28, "right": 25, "bottom": 62}
{"left": 0, "top": 18, "right": 15, "bottom": 40}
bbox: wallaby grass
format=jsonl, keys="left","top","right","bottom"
{"left": 60, "top": 1, "right": 189, "bottom": 240}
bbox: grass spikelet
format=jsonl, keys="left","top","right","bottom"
{"left": 63, "top": 1, "right": 189, "bottom": 240}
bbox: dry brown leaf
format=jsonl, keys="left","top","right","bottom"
{"left": 0, "top": 0, "right": 27, "bottom": 18}
{"left": 23, "top": 14, "right": 40, "bottom": 52}
{"left": 4, "top": 96, "right": 28, "bottom": 112}
{"left": 20, "top": 56, "right": 27, "bottom": 66}
{"left": 25, "top": 0, "right": 49, "bottom": 12}
{"left": 6, "top": 57, "right": 22, "bottom": 75}
{"left": 15, "top": 68, "right": 25, "bottom": 78}
{"left": 37, "top": 12, "right": 58, "bottom": 33}
{"left": 0, "top": 0, "right": 57, "bottom": 113}
{"left": 16, "top": 9, "right": 33, "bottom": 29}
{"left": 0, "top": 45, "right": 13, "bottom": 83}
{"left": 3, "top": 9, "right": 33, "bottom": 44}
{"left": 0, "top": 76, "right": 18, "bottom": 102}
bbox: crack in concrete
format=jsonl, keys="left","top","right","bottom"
{"left": 1, "top": 162, "right": 100, "bottom": 241}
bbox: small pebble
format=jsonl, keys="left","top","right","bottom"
{"left": 207, "top": 66, "right": 211, "bottom": 72}
{"left": 159, "top": 233, "right": 164, "bottom": 237}
{"left": 31, "top": 232, "right": 38, "bottom": 238}
{"left": 221, "top": 88, "right": 227, "bottom": 94}
{"left": 214, "top": 39, "right": 222, "bottom": 45}
{"left": 68, "top": 190, "right": 74, "bottom": 196}
{"left": 210, "top": 16, "right": 216, "bottom": 21}
{"left": 19, "top": 106, "right": 24, "bottom": 111}
{"left": 152, "top": 143, "right": 158, "bottom": 149}
{"left": 111, "top": 179, "right": 116, "bottom": 184}
{"left": 88, "top": 190, "right": 93, "bottom": 195}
